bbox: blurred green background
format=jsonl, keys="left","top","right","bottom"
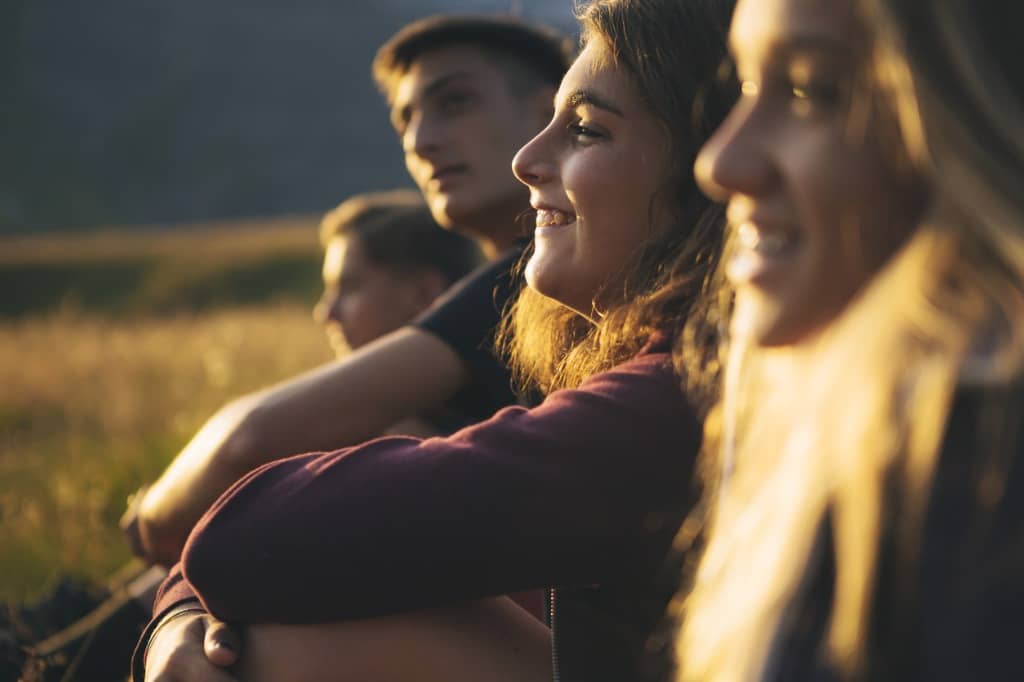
{"left": 0, "top": 0, "right": 574, "bottom": 603}
{"left": 0, "top": 220, "right": 334, "bottom": 601}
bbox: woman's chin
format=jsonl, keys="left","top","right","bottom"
{"left": 524, "top": 253, "right": 556, "bottom": 297}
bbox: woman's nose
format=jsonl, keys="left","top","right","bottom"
{"left": 694, "top": 97, "right": 777, "bottom": 201}
{"left": 512, "top": 123, "right": 557, "bottom": 188}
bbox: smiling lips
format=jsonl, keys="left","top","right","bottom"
{"left": 535, "top": 208, "right": 577, "bottom": 228}
{"left": 727, "top": 220, "right": 800, "bottom": 287}
{"left": 428, "top": 165, "right": 468, "bottom": 189}
{"left": 735, "top": 222, "right": 796, "bottom": 256}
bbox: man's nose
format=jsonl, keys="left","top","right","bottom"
{"left": 403, "top": 111, "right": 445, "bottom": 158}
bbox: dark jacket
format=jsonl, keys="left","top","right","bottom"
{"left": 773, "top": 380, "right": 1024, "bottom": 681}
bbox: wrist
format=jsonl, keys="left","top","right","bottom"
{"left": 143, "top": 600, "right": 207, "bottom": 666}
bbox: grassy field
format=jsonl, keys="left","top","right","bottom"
{"left": 0, "top": 219, "right": 334, "bottom": 601}
{"left": 0, "top": 216, "right": 326, "bottom": 319}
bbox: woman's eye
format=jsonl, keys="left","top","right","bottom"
{"left": 568, "top": 120, "right": 602, "bottom": 142}
{"left": 790, "top": 81, "right": 841, "bottom": 107}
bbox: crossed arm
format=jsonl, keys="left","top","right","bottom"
{"left": 128, "top": 326, "right": 469, "bottom": 566}
{"left": 134, "top": 349, "right": 698, "bottom": 681}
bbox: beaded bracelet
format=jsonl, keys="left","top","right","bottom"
{"left": 142, "top": 602, "right": 209, "bottom": 667}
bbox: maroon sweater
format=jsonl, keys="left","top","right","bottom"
{"left": 137, "top": 340, "right": 702, "bottom": 680}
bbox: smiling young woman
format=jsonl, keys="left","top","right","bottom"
{"left": 514, "top": 38, "right": 672, "bottom": 318}
{"left": 675, "top": 0, "right": 1024, "bottom": 679}
{"left": 500, "top": 0, "right": 735, "bottom": 397}
{"left": 135, "top": 2, "right": 738, "bottom": 681}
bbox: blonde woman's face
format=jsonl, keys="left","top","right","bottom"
{"left": 695, "top": 0, "right": 925, "bottom": 346}
{"left": 512, "top": 41, "right": 670, "bottom": 316}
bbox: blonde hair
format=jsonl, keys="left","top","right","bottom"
{"left": 676, "top": 0, "right": 1024, "bottom": 679}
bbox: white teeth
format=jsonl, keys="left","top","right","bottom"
{"left": 736, "top": 222, "right": 792, "bottom": 255}
{"left": 736, "top": 222, "right": 760, "bottom": 249}
{"left": 535, "top": 208, "right": 576, "bottom": 228}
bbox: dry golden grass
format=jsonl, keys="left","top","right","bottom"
{"left": 0, "top": 218, "right": 326, "bottom": 321}
{"left": 0, "top": 304, "right": 332, "bottom": 601}
{"left": 0, "top": 215, "right": 320, "bottom": 265}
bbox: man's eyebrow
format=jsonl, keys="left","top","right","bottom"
{"left": 561, "top": 89, "right": 625, "bottom": 117}
{"left": 391, "top": 71, "right": 476, "bottom": 129}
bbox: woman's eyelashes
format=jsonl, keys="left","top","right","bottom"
{"left": 565, "top": 112, "right": 606, "bottom": 145}
{"left": 740, "top": 72, "right": 844, "bottom": 117}
{"left": 736, "top": 51, "right": 848, "bottom": 118}
{"left": 788, "top": 76, "right": 844, "bottom": 112}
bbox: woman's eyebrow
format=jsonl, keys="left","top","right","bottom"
{"left": 731, "top": 32, "right": 853, "bottom": 72}
{"left": 778, "top": 34, "right": 852, "bottom": 60}
{"left": 560, "top": 89, "right": 625, "bottom": 117}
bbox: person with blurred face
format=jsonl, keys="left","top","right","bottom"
{"left": 134, "top": 1, "right": 738, "bottom": 680}
{"left": 125, "top": 15, "right": 572, "bottom": 570}
{"left": 312, "top": 190, "right": 488, "bottom": 440}
{"left": 21, "top": 17, "right": 567, "bottom": 682}
{"left": 694, "top": 0, "right": 924, "bottom": 348}
{"left": 312, "top": 190, "right": 482, "bottom": 354}
{"left": 677, "top": 0, "right": 1024, "bottom": 680}
{"left": 2, "top": 190, "right": 482, "bottom": 679}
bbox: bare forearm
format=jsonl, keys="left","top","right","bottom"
{"left": 136, "top": 327, "right": 468, "bottom": 565}
{"left": 382, "top": 416, "right": 444, "bottom": 438}
{"left": 236, "top": 599, "right": 550, "bottom": 682}
{"left": 237, "top": 329, "right": 465, "bottom": 453}
{"left": 136, "top": 394, "right": 263, "bottom": 565}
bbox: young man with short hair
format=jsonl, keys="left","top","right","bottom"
{"left": 313, "top": 188, "right": 482, "bottom": 355}
{"left": 2, "top": 190, "right": 480, "bottom": 678}
{"left": 127, "top": 15, "right": 572, "bottom": 568}
{"left": 13, "top": 19, "right": 568, "bottom": 679}
{"left": 314, "top": 188, "right": 485, "bottom": 437}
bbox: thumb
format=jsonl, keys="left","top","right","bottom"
{"left": 203, "top": 618, "right": 242, "bottom": 668}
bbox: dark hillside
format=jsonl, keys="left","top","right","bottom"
{"left": 0, "top": 0, "right": 574, "bottom": 232}
{"left": 0, "top": 217, "right": 324, "bottom": 318}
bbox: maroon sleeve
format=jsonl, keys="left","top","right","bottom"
{"left": 167, "top": 350, "right": 700, "bottom": 624}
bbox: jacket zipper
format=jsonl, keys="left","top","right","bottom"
{"left": 549, "top": 587, "right": 561, "bottom": 682}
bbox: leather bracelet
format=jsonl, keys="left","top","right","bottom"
{"left": 143, "top": 602, "right": 208, "bottom": 667}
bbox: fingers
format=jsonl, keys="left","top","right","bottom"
{"left": 148, "top": 653, "right": 238, "bottom": 682}
{"left": 204, "top": 618, "right": 242, "bottom": 668}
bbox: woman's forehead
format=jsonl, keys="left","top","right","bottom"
{"left": 555, "top": 43, "right": 644, "bottom": 116}
{"left": 730, "top": 0, "right": 860, "bottom": 65}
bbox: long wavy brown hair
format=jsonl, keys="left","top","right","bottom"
{"left": 496, "top": 0, "right": 736, "bottom": 397}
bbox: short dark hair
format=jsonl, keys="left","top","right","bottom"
{"left": 319, "top": 189, "right": 484, "bottom": 287}
{"left": 372, "top": 14, "right": 574, "bottom": 105}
